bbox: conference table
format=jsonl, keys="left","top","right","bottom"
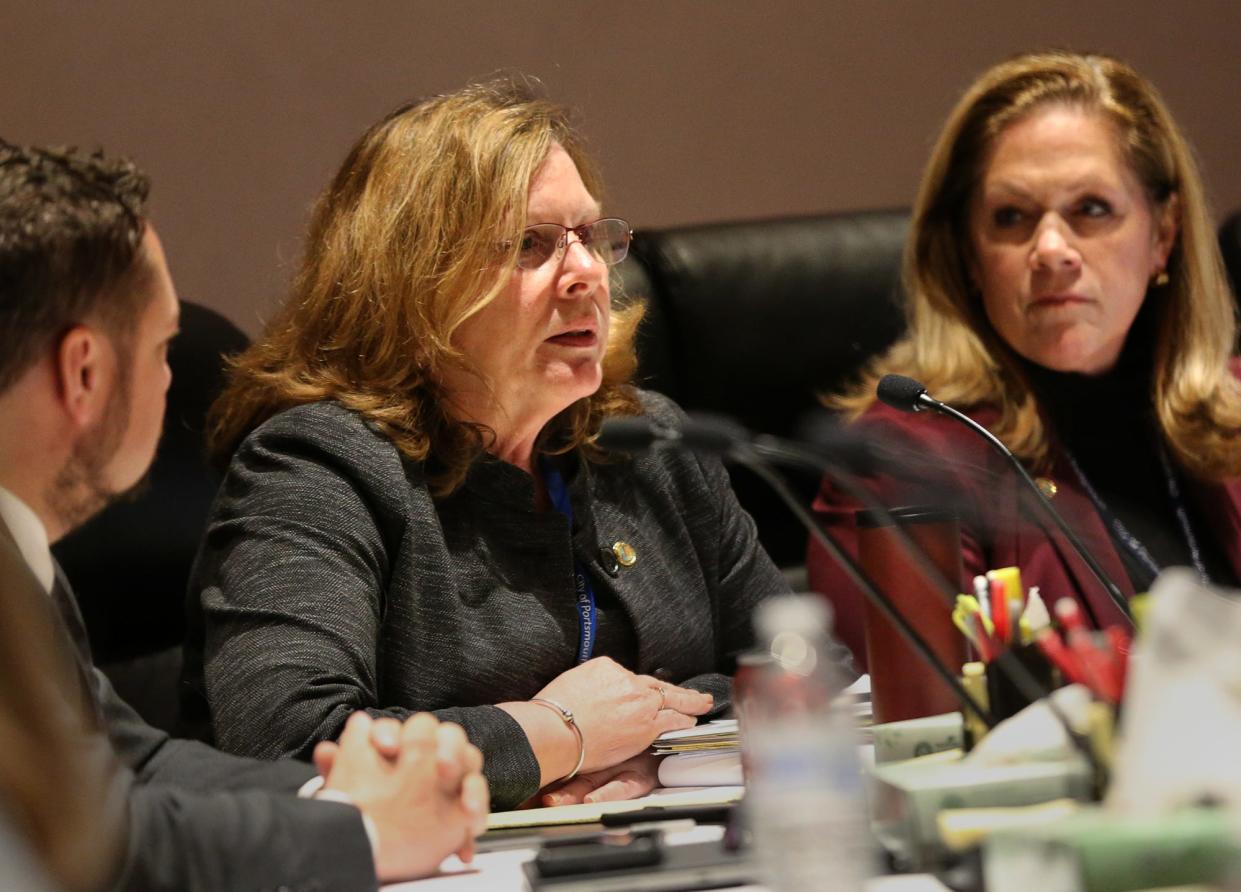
{"left": 384, "top": 831, "right": 951, "bottom": 891}
{"left": 381, "top": 791, "right": 952, "bottom": 892}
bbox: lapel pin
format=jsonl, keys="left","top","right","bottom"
{"left": 612, "top": 541, "right": 637, "bottom": 567}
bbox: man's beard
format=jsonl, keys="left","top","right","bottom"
{"left": 46, "top": 378, "right": 137, "bottom": 534}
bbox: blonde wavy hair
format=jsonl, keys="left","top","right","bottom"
{"left": 209, "top": 78, "right": 642, "bottom": 493}
{"left": 835, "top": 50, "right": 1241, "bottom": 479}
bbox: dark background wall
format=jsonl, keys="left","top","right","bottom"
{"left": 4, "top": 1, "right": 1239, "bottom": 334}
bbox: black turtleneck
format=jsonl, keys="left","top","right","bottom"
{"left": 1019, "top": 316, "right": 1238, "bottom": 591}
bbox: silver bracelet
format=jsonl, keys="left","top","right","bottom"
{"left": 529, "top": 697, "right": 586, "bottom": 781}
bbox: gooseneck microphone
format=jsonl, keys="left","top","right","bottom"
{"left": 597, "top": 415, "right": 883, "bottom": 478}
{"left": 874, "top": 373, "right": 938, "bottom": 413}
{"left": 599, "top": 412, "right": 1117, "bottom": 793}
{"left": 599, "top": 414, "right": 997, "bottom": 729}
{"left": 877, "top": 374, "right": 1133, "bottom": 629}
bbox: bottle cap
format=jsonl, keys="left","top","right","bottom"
{"left": 755, "top": 593, "right": 833, "bottom": 640}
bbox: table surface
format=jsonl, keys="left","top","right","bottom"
{"left": 382, "top": 825, "right": 950, "bottom": 891}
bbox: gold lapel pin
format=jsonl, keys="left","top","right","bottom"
{"left": 1035, "top": 477, "right": 1059, "bottom": 499}
{"left": 612, "top": 541, "right": 637, "bottom": 567}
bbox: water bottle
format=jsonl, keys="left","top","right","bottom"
{"left": 742, "top": 594, "right": 873, "bottom": 891}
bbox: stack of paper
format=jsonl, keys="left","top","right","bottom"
{"left": 652, "top": 675, "right": 874, "bottom": 786}
{"left": 485, "top": 785, "right": 745, "bottom": 830}
{"left": 653, "top": 721, "right": 743, "bottom": 786}
{"left": 652, "top": 720, "right": 739, "bottom": 755}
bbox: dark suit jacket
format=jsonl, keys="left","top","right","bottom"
{"left": 0, "top": 519, "right": 128, "bottom": 892}
{"left": 0, "top": 516, "right": 378, "bottom": 892}
{"left": 808, "top": 398, "right": 1241, "bottom": 670}
{"left": 184, "top": 390, "right": 809, "bottom": 809}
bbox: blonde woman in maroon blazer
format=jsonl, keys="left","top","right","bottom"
{"left": 810, "top": 51, "right": 1241, "bottom": 668}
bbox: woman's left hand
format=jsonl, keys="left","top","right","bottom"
{"left": 539, "top": 753, "right": 662, "bottom": 806}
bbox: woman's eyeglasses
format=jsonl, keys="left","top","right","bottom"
{"left": 512, "top": 218, "right": 632, "bottom": 270}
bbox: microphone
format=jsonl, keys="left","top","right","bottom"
{"left": 599, "top": 413, "right": 885, "bottom": 478}
{"left": 594, "top": 416, "right": 670, "bottom": 452}
{"left": 601, "top": 411, "right": 1115, "bottom": 795}
{"left": 876, "top": 373, "right": 936, "bottom": 413}
{"left": 876, "top": 375, "right": 1132, "bottom": 628}
{"left": 600, "top": 414, "right": 997, "bottom": 729}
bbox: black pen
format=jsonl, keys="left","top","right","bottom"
{"left": 600, "top": 804, "right": 734, "bottom": 827}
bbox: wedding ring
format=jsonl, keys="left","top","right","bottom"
{"left": 656, "top": 686, "right": 668, "bottom": 710}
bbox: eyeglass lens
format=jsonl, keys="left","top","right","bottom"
{"left": 517, "top": 218, "right": 631, "bottom": 270}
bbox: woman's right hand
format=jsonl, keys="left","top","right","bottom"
{"left": 536, "top": 657, "right": 712, "bottom": 773}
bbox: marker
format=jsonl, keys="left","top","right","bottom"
{"left": 970, "top": 612, "right": 998, "bottom": 662}
{"left": 973, "top": 575, "right": 991, "bottom": 622}
{"left": 1034, "top": 627, "right": 1087, "bottom": 686}
{"left": 1056, "top": 599, "right": 1121, "bottom": 703}
{"left": 988, "top": 567, "right": 1026, "bottom": 643}
{"left": 989, "top": 575, "right": 1010, "bottom": 643}
{"left": 1053, "top": 597, "right": 1088, "bottom": 635}
{"left": 1018, "top": 587, "right": 1046, "bottom": 645}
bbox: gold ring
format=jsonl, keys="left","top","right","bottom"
{"left": 656, "top": 686, "right": 667, "bottom": 710}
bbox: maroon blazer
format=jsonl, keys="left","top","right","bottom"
{"left": 808, "top": 390, "right": 1241, "bottom": 671}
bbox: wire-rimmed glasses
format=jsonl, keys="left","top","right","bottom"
{"left": 512, "top": 217, "right": 632, "bottom": 270}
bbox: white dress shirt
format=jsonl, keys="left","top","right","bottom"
{"left": 0, "top": 485, "right": 54, "bottom": 594}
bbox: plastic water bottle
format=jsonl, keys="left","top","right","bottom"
{"left": 742, "top": 594, "right": 873, "bottom": 891}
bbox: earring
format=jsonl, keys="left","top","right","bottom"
{"left": 1152, "top": 270, "right": 1170, "bottom": 288}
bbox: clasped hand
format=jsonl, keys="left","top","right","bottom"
{"left": 313, "top": 712, "right": 489, "bottom": 883}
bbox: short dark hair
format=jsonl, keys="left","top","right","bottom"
{"left": 0, "top": 141, "right": 151, "bottom": 393}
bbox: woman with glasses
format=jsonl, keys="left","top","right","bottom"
{"left": 182, "top": 79, "right": 795, "bottom": 810}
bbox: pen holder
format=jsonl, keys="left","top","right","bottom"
{"left": 985, "top": 643, "right": 1059, "bottom": 723}
{"left": 857, "top": 506, "right": 968, "bottom": 726}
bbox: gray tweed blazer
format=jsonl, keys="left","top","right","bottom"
{"left": 184, "top": 390, "right": 795, "bottom": 808}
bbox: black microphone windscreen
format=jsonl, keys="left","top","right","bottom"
{"left": 597, "top": 417, "right": 661, "bottom": 452}
{"left": 680, "top": 414, "right": 749, "bottom": 455}
{"left": 877, "top": 374, "right": 929, "bottom": 413}
{"left": 791, "top": 412, "right": 885, "bottom": 477}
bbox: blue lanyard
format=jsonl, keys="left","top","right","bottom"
{"left": 541, "top": 458, "right": 597, "bottom": 664}
{"left": 1067, "top": 444, "right": 1210, "bottom": 586}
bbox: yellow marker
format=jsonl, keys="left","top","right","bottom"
{"left": 1130, "top": 593, "right": 1150, "bottom": 632}
{"left": 937, "top": 798, "right": 1081, "bottom": 852}
{"left": 954, "top": 594, "right": 994, "bottom": 638}
{"left": 960, "top": 661, "right": 990, "bottom": 747}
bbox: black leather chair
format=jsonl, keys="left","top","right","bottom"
{"left": 53, "top": 301, "right": 248, "bottom": 731}
{"left": 617, "top": 210, "right": 910, "bottom": 571}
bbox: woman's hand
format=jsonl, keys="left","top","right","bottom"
{"left": 537, "top": 657, "right": 712, "bottom": 772}
{"left": 541, "top": 753, "right": 662, "bottom": 806}
{"left": 498, "top": 657, "right": 712, "bottom": 786}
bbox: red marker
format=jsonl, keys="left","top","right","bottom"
{"left": 989, "top": 576, "right": 1010, "bottom": 643}
{"left": 1033, "top": 627, "right": 1087, "bottom": 686}
{"left": 1056, "top": 599, "right": 1121, "bottom": 703}
{"left": 970, "top": 612, "right": 997, "bottom": 662}
{"left": 1053, "top": 598, "right": 1088, "bottom": 635}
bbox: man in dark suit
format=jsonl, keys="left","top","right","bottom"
{"left": 0, "top": 140, "right": 489, "bottom": 891}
